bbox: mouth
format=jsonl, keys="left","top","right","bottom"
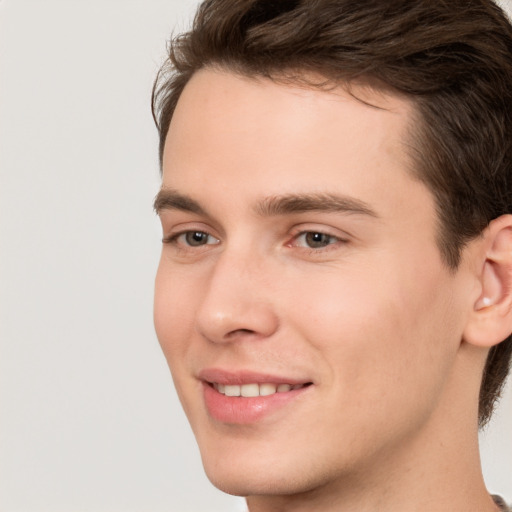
{"left": 209, "top": 381, "right": 312, "bottom": 397}
{"left": 200, "top": 371, "right": 314, "bottom": 424}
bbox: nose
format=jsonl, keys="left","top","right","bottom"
{"left": 195, "top": 250, "right": 279, "bottom": 344}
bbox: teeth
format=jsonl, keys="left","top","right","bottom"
{"left": 213, "top": 382, "right": 305, "bottom": 397}
{"left": 241, "top": 383, "right": 259, "bottom": 397}
{"left": 259, "top": 383, "right": 277, "bottom": 396}
{"left": 224, "top": 385, "right": 241, "bottom": 397}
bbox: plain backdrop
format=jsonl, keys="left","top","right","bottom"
{"left": 0, "top": 1, "right": 510, "bottom": 511}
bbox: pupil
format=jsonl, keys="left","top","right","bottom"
{"left": 186, "top": 231, "right": 207, "bottom": 246}
{"left": 306, "top": 232, "right": 330, "bottom": 248}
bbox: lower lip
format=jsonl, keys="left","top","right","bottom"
{"left": 202, "top": 382, "right": 310, "bottom": 424}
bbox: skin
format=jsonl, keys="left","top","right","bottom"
{"left": 154, "top": 69, "right": 504, "bottom": 512}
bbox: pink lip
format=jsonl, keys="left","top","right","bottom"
{"left": 199, "top": 368, "right": 310, "bottom": 386}
{"left": 199, "top": 368, "right": 313, "bottom": 424}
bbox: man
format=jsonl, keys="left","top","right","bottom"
{"left": 152, "top": 1, "right": 512, "bottom": 510}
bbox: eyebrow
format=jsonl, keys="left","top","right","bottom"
{"left": 254, "top": 193, "right": 378, "bottom": 218}
{"left": 154, "top": 189, "right": 206, "bottom": 215}
{"left": 154, "top": 189, "right": 378, "bottom": 218}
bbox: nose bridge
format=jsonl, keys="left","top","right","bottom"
{"left": 195, "top": 244, "right": 278, "bottom": 343}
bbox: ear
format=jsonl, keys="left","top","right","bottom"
{"left": 463, "top": 214, "right": 512, "bottom": 348}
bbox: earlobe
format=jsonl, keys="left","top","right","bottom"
{"left": 463, "top": 215, "right": 512, "bottom": 348}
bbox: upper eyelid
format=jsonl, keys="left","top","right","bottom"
{"left": 161, "top": 219, "right": 218, "bottom": 236}
{"left": 294, "top": 230, "right": 342, "bottom": 240}
{"left": 290, "top": 231, "right": 346, "bottom": 247}
{"left": 163, "top": 229, "right": 219, "bottom": 243}
{"left": 289, "top": 224, "right": 351, "bottom": 240}
{"left": 159, "top": 215, "right": 224, "bottom": 238}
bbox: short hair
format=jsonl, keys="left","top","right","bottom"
{"left": 152, "top": 0, "right": 512, "bottom": 426}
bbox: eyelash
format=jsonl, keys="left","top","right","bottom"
{"left": 162, "top": 228, "right": 347, "bottom": 254}
{"left": 289, "top": 231, "right": 345, "bottom": 251}
{"left": 162, "top": 230, "right": 220, "bottom": 248}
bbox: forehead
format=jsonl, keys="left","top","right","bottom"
{"left": 161, "top": 68, "right": 430, "bottom": 224}
{"left": 168, "top": 68, "right": 412, "bottom": 133}
{"left": 164, "top": 69, "right": 413, "bottom": 164}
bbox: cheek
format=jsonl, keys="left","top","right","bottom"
{"left": 153, "top": 260, "right": 197, "bottom": 369}
{"left": 154, "top": 260, "right": 206, "bottom": 425}
{"left": 289, "top": 257, "right": 460, "bottom": 404}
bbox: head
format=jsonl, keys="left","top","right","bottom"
{"left": 153, "top": 0, "right": 512, "bottom": 427}
{"left": 152, "top": 0, "right": 512, "bottom": 503}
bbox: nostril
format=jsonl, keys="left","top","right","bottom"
{"left": 227, "top": 328, "right": 255, "bottom": 336}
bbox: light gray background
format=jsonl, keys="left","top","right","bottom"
{"left": 0, "top": 1, "right": 510, "bottom": 511}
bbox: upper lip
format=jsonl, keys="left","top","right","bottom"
{"left": 198, "top": 368, "right": 312, "bottom": 386}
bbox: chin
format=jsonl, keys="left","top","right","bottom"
{"left": 200, "top": 449, "right": 276, "bottom": 495}
{"left": 205, "top": 471, "right": 279, "bottom": 497}
{"left": 199, "top": 444, "right": 332, "bottom": 498}
{"left": 203, "top": 464, "right": 313, "bottom": 497}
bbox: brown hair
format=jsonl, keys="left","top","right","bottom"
{"left": 152, "top": 0, "right": 512, "bottom": 426}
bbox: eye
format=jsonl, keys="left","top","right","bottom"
{"left": 183, "top": 231, "right": 216, "bottom": 247}
{"left": 164, "top": 230, "right": 220, "bottom": 247}
{"left": 294, "top": 231, "right": 340, "bottom": 249}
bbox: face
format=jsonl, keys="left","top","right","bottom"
{"left": 154, "top": 69, "right": 473, "bottom": 498}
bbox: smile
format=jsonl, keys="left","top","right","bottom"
{"left": 202, "top": 377, "right": 313, "bottom": 424}
{"left": 198, "top": 369, "right": 314, "bottom": 423}
{"left": 212, "top": 382, "right": 309, "bottom": 397}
